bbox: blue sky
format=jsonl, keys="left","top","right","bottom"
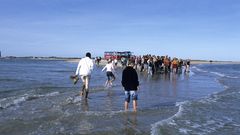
{"left": 0, "top": 0, "right": 240, "bottom": 61}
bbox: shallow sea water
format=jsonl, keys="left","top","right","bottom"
{"left": 1, "top": 59, "right": 239, "bottom": 135}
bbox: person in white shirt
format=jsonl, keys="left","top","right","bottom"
{"left": 102, "top": 60, "right": 116, "bottom": 87}
{"left": 113, "top": 58, "right": 118, "bottom": 66}
{"left": 75, "top": 52, "right": 94, "bottom": 98}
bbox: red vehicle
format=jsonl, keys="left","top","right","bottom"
{"left": 104, "top": 51, "right": 132, "bottom": 60}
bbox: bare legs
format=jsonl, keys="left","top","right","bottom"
{"left": 80, "top": 76, "right": 90, "bottom": 98}
{"left": 80, "top": 84, "right": 85, "bottom": 96}
{"left": 105, "top": 80, "right": 112, "bottom": 87}
{"left": 133, "top": 100, "right": 137, "bottom": 112}
{"left": 105, "top": 77, "right": 115, "bottom": 87}
{"left": 124, "top": 100, "right": 137, "bottom": 112}
{"left": 124, "top": 101, "right": 129, "bottom": 111}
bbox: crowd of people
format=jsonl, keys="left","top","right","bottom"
{"left": 72, "top": 52, "right": 191, "bottom": 112}
{"left": 111, "top": 54, "right": 191, "bottom": 75}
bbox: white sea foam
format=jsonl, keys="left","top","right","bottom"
{"left": 0, "top": 98, "right": 7, "bottom": 102}
{"left": 45, "top": 92, "right": 60, "bottom": 97}
{"left": 202, "top": 120, "right": 226, "bottom": 134}
{"left": 210, "top": 71, "right": 239, "bottom": 79}
{"left": 210, "top": 69, "right": 239, "bottom": 79}
{"left": 150, "top": 101, "right": 189, "bottom": 135}
{"left": 193, "top": 66, "right": 239, "bottom": 79}
{"left": 13, "top": 97, "right": 26, "bottom": 104}
{"left": 198, "top": 93, "right": 220, "bottom": 104}
{"left": 179, "top": 128, "right": 192, "bottom": 134}
{"left": 0, "top": 96, "right": 27, "bottom": 109}
{"left": 0, "top": 92, "right": 60, "bottom": 109}
{"left": 191, "top": 66, "right": 208, "bottom": 73}
{"left": 72, "top": 96, "right": 82, "bottom": 103}
{"left": 191, "top": 123, "right": 201, "bottom": 129}
{"left": 225, "top": 75, "right": 239, "bottom": 79}
{"left": 210, "top": 72, "right": 225, "bottom": 77}
{"left": 151, "top": 98, "right": 237, "bottom": 135}
{"left": 223, "top": 85, "right": 230, "bottom": 89}
{"left": 65, "top": 95, "right": 82, "bottom": 104}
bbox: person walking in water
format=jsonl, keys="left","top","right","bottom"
{"left": 184, "top": 59, "right": 191, "bottom": 73}
{"left": 121, "top": 61, "right": 139, "bottom": 112}
{"left": 102, "top": 59, "right": 116, "bottom": 87}
{"left": 75, "top": 52, "right": 94, "bottom": 98}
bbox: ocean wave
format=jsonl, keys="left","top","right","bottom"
{"left": 198, "top": 94, "right": 220, "bottom": 104}
{"left": 150, "top": 85, "right": 240, "bottom": 135}
{"left": 210, "top": 72, "right": 225, "bottom": 77}
{"left": 191, "top": 66, "right": 208, "bottom": 73}
{"left": 65, "top": 96, "right": 82, "bottom": 104}
{"left": 150, "top": 101, "right": 189, "bottom": 135}
{"left": 225, "top": 75, "right": 239, "bottom": 79}
{"left": 150, "top": 89, "right": 226, "bottom": 135}
{"left": 192, "top": 66, "right": 239, "bottom": 79}
{"left": 45, "top": 91, "right": 59, "bottom": 96}
{"left": 0, "top": 92, "right": 60, "bottom": 109}
{"left": 210, "top": 71, "right": 239, "bottom": 79}
{"left": 223, "top": 85, "right": 230, "bottom": 89}
{"left": 0, "top": 96, "right": 27, "bottom": 109}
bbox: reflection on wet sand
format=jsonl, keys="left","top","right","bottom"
{"left": 124, "top": 112, "right": 139, "bottom": 134}
{"left": 81, "top": 99, "right": 89, "bottom": 111}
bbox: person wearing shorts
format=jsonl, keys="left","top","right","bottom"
{"left": 102, "top": 60, "right": 115, "bottom": 87}
{"left": 75, "top": 52, "right": 94, "bottom": 98}
{"left": 121, "top": 61, "right": 139, "bottom": 112}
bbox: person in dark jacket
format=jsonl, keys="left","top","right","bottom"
{"left": 121, "top": 61, "right": 139, "bottom": 112}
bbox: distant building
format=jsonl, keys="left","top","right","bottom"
{"left": 0, "top": 51, "right": 1, "bottom": 57}
{"left": 104, "top": 51, "right": 132, "bottom": 60}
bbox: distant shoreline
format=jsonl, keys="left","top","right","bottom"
{"left": 65, "top": 59, "right": 240, "bottom": 65}
{"left": 190, "top": 60, "right": 240, "bottom": 65}
{"left": 1, "top": 57, "right": 240, "bottom": 65}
